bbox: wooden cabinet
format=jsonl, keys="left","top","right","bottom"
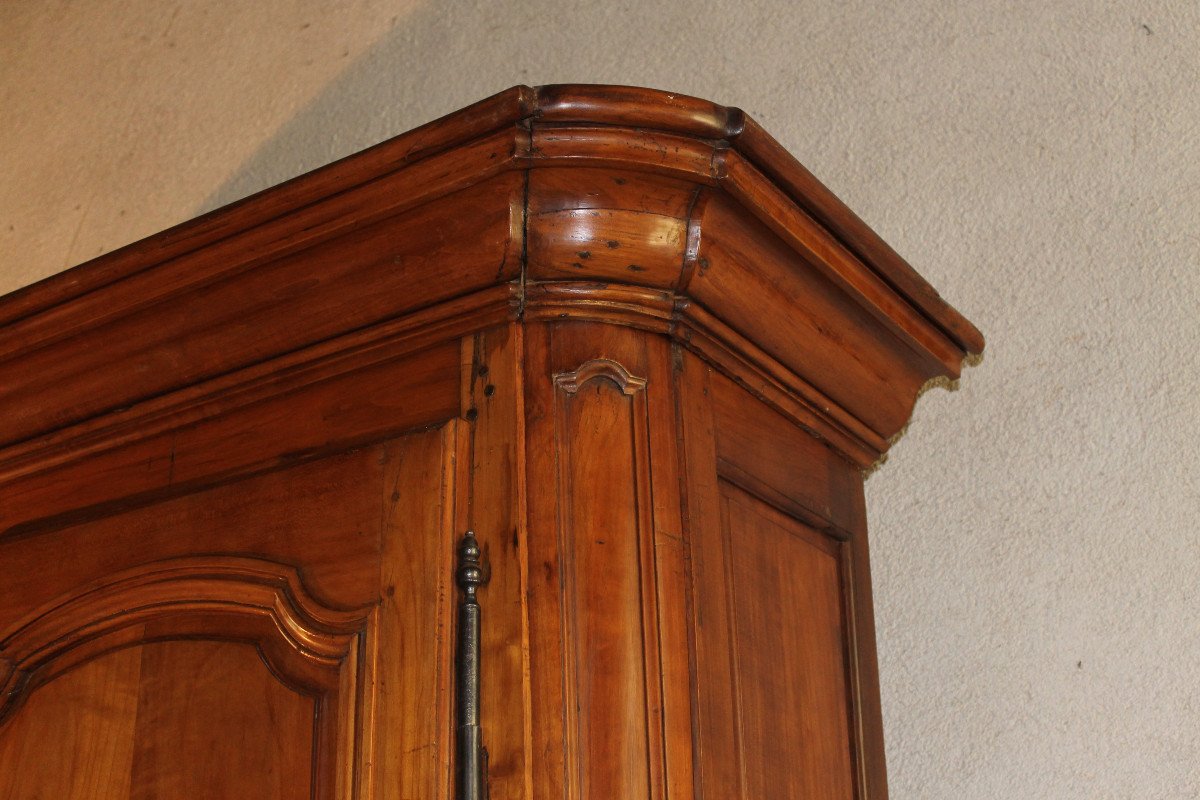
{"left": 0, "top": 85, "right": 982, "bottom": 799}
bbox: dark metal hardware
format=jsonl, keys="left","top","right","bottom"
{"left": 456, "top": 531, "right": 488, "bottom": 800}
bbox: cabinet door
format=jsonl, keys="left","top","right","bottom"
{"left": 0, "top": 425, "right": 458, "bottom": 800}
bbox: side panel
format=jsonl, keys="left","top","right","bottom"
{"left": 718, "top": 482, "right": 853, "bottom": 799}
{"left": 678, "top": 351, "right": 887, "bottom": 800}
{"left": 523, "top": 321, "right": 688, "bottom": 800}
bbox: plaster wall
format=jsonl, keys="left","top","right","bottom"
{"left": 3, "top": 1, "right": 1198, "bottom": 796}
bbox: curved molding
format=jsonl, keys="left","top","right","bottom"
{"left": 524, "top": 282, "right": 675, "bottom": 332}
{"left": 0, "top": 84, "right": 980, "bottom": 354}
{"left": 535, "top": 83, "right": 743, "bottom": 140}
{"left": 0, "top": 285, "right": 514, "bottom": 484}
{"left": 679, "top": 187, "right": 717, "bottom": 293}
{"left": 0, "top": 84, "right": 981, "bottom": 474}
{"left": 0, "top": 556, "right": 372, "bottom": 723}
{"left": 672, "top": 299, "right": 888, "bottom": 466}
{"left": 554, "top": 358, "right": 648, "bottom": 396}
{"left": 527, "top": 284, "right": 886, "bottom": 467}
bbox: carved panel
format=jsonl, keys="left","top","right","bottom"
{"left": 0, "top": 556, "right": 376, "bottom": 798}
{"left": 551, "top": 357, "right": 665, "bottom": 800}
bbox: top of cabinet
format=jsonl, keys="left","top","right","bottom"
{"left": 0, "top": 85, "right": 982, "bottom": 465}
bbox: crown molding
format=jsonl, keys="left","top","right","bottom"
{"left": 0, "top": 84, "right": 982, "bottom": 471}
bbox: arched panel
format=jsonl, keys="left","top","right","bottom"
{"left": 0, "top": 556, "right": 377, "bottom": 799}
{"left": 0, "top": 639, "right": 318, "bottom": 800}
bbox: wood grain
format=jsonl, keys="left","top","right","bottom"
{"left": 0, "top": 86, "right": 535, "bottom": 328}
{"left": 720, "top": 483, "right": 854, "bottom": 800}
{"left": 523, "top": 322, "right": 673, "bottom": 800}
{"left": 128, "top": 640, "right": 316, "bottom": 800}
{"left": 0, "top": 85, "right": 984, "bottom": 800}
{"left": 709, "top": 365, "right": 862, "bottom": 534}
{"left": 374, "top": 425, "right": 458, "bottom": 800}
{"left": 555, "top": 356, "right": 656, "bottom": 800}
{"left": 678, "top": 351, "right": 890, "bottom": 799}
{"left": 689, "top": 191, "right": 935, "bottom": 439}
{"left": 0, "top": 444, "right": 391, "bottom": 627}
{"left": 0, "top": 429, "right": 454, "bottom": 799}
{"left": 0, "top": 84, "right": 981, "bottom": 466}
{"left": 0, "top": 645, "right": 141, "bottom": 800}
{"left": 460, "top": 325, "right": 532, "bottom": 800}
{"left": 0, "top": 171, "right": 520, "bottom": 448}
{"left": 1, "top": 338, "right": 461, "bottom": 540}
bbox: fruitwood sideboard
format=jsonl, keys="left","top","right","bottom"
{"left": 0, "top": 85, "right": 982, "bottom": 799}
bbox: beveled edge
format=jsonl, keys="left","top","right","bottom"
{"left": 0, "top": 555, "right": 372, "bottom": 721}
{"left": 0, "top": 83, "right": 981, "bottom": 355}
{"left": 0, "top": 84, "right": 982, "bottom": 472}
{"left": 0, "top": 85, "right": 538, "bottom": 329}
{"left": 534, "top": 84, "right": 982, "bottom": 356}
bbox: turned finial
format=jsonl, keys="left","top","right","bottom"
{"left": 456, "top": 531, "right": 485, "bottom": 602}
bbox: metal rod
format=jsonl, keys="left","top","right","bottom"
{"left": 456, "top": 531, "right": 487, "bottom": 800}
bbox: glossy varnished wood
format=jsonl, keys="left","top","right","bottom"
{"left": 0, "top": 84, "right": 982, "bottom": 467}
{"left": 523, "top": 322, "right": 683, "bottom": 800}
{"left": 718, "top": 484, "right": 854, "bottom": 799}
{"left": 459, "top": 326, "right": 532, "bottom": 800}
{"left": 126, "top": 640, "right": 317, "bottom": 799}
{"left": 0, "top": 648, "right": 142, "bottom": 799}
{"left": 0, "top": 430, "right": 456, "bottom": 798}
{"left": 0, "top": 85, "right": 981, "bottom": 799}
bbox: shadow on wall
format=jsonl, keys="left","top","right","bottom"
{"left": 196, "top": 2, "right": 508, "bottom": 214}
{"left": 195, "top": 0, "right": 758, "bottom": 216}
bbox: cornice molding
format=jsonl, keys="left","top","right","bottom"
{"left": 0, "top": 84, "right": 982, "bottom": 472}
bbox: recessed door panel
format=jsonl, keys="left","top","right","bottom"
{"left": 719, "top": 482, "right": 854, "bottom": 799}
{"left": 0, "top": 423, "right": 461, "bottom": 800}
{"left": 0, "top": 640, "right": 317, "bottom": 799}
{"left": 0, "top": 555, "right": 370, "bottom": 799}
{"left": 0, "top": 645, "right": 142, "bottom": 799}
{"left": 129, "top": 639, "right": 316, "bottom": 799}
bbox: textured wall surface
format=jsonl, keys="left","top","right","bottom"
{"left": 3, "top": 1, "right": 1198, "bottom": 796}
